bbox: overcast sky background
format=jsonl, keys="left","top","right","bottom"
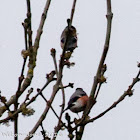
{"left": 0, "top": 0, "right": 140, "bottom": 140}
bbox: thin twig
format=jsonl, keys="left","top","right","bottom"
{"left": 40, "top": 123, "right": 48, "bottom": 140}
{"left": 51, "top": 50, "right": 66, "bottom": 140}
{"left": 69, "top": 0, "right": 77, "bottom": 26}
{"left": 26, "top": 0, "right": 32, "bottom": 48}
{"left": 39, "top": 92, "right": 60, "bottom": 121}
{"left": 13, "top": 1, "right": 32, "bottom": 138}
{"left": 0, "top": 0, "right": 52, "bottom": 117}
{"left": 0, "top": 76, "right": 54, "bottom": 124}
{"left": 85, "top": 69, "right": 140, "bottom": 124}
{"left": 94, "top": 83, "right": 102, "bottom": 100}
{"left": 74, "top": 1, "right": 113, "bottom": 139}
{"left": 24, "top": 0, "right": 77, "bottom": 139}
{"left": 94, "top": 65, "right": 107, "bottom": 100}
{"left": 73, "top": 68, "right": 140, "bottom": 134}
{"left": 84, "top": 0, "right": 113, "bottom": 117}
{"left": 52, "top": 0, "right": 78, "bottom": 138}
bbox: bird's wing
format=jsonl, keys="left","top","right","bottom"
{"left": 63, "top": 96, "right": 79, "bottom": 112}
{"left": 67, "top": 96, "right": 79, "bottom": 108}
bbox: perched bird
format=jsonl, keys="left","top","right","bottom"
{"left": 60, "top": 26, "right": 77, "bottom": 52}
{"left": 64, "top": 88, "right": 88, "bottom": 113}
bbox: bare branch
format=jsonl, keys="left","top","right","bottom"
{"left": 14, "top": 1, "right": 33, "bottom": 138}
{"left": 70, "top": 0, "right": 77, "bottom": 26}
{"left": 94, "top": 64, "right": 107, "bottom": 100}
{"left": 0, "top": 0, "right": 52, "bottom": 117}
{"left": 74, "top": 1, "right": 113, "bottom": 139}
{"left": 38, "top": 89, "right": 61, "bottom": 121}
{"left": 86, "top": 69, "right": 140, "bottom": 124}
{"left": 52, "top": 0, "right": 78, "bottom": 138}
{"left": 0, "top": 75, "right": 54, "bottom": 124}
{"left": 40, "top": 123, "right": 50, "bottom": 140}
{"left": 24, "top": 0, "right": 77, "bottom": 139}
{"left": 51, "top": 48, "right": 66, "bottom": 140}
{"left": 84, "top": 0, "right": 113, "bottom": 117}
{"left": 26, "top": 0, "right": 33, "bottom": 48}
{"left": 51, "top": 49, "right": 73, "bottom": 140}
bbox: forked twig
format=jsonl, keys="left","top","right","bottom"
{"left": 74, "top": 1, "right": 113, "bottom": 139}
{"left": 24, "top": 0, "right": 77, "bottom": 139}
{"left": 85, "top": 69, "right": 140, "bottom": 124}
{"left": 0, "top": 0, "right": 52, "bottom": 117}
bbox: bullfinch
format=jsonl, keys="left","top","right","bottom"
{"left": 64, "top": 88, "right": 88, "bottom": 113}
{"left": 60, "top": 26, "right": 77, "bottom": 52}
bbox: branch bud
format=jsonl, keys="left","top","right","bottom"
{"left": 50, "top": 48, "right": 56, "bottom": 57}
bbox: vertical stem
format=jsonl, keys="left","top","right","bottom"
{"left": 84, "top": 0, "right": 113, "bottom": 116}
{"left": 26, "top": 0, "right": 32, "bottom": 48}
{"left": 70, "top": 0, "right": 77, "bottom": 26}
{"left": 14, "top": 104, "right": 18, "bottom": 140}
{"left": 52, "top": 52, "right": 65, "bottom": 140}
{"left": 75, "top": 126, "right": 85, "bottom": 140}
{"left": 14, "top": 1, "right": 33, "bottom": 139}
{"left": 75, "top": 0, "right": 113, "bottom": 139}
{"left": 14, "top": 79, "right": 21, "bottom": 140}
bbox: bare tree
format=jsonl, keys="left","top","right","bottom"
{"left": 0, "top": 0, "right": 140, "bottom": 140}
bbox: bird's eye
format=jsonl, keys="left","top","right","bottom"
{"left": 72, "top": 37, "right": 77, "bottom": 43}
{"left": 61, "top": 38, "right": 65, "bottom": 43}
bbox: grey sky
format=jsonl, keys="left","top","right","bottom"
{"left": 0, "top": 0, "right": 140, "bottom": 140}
